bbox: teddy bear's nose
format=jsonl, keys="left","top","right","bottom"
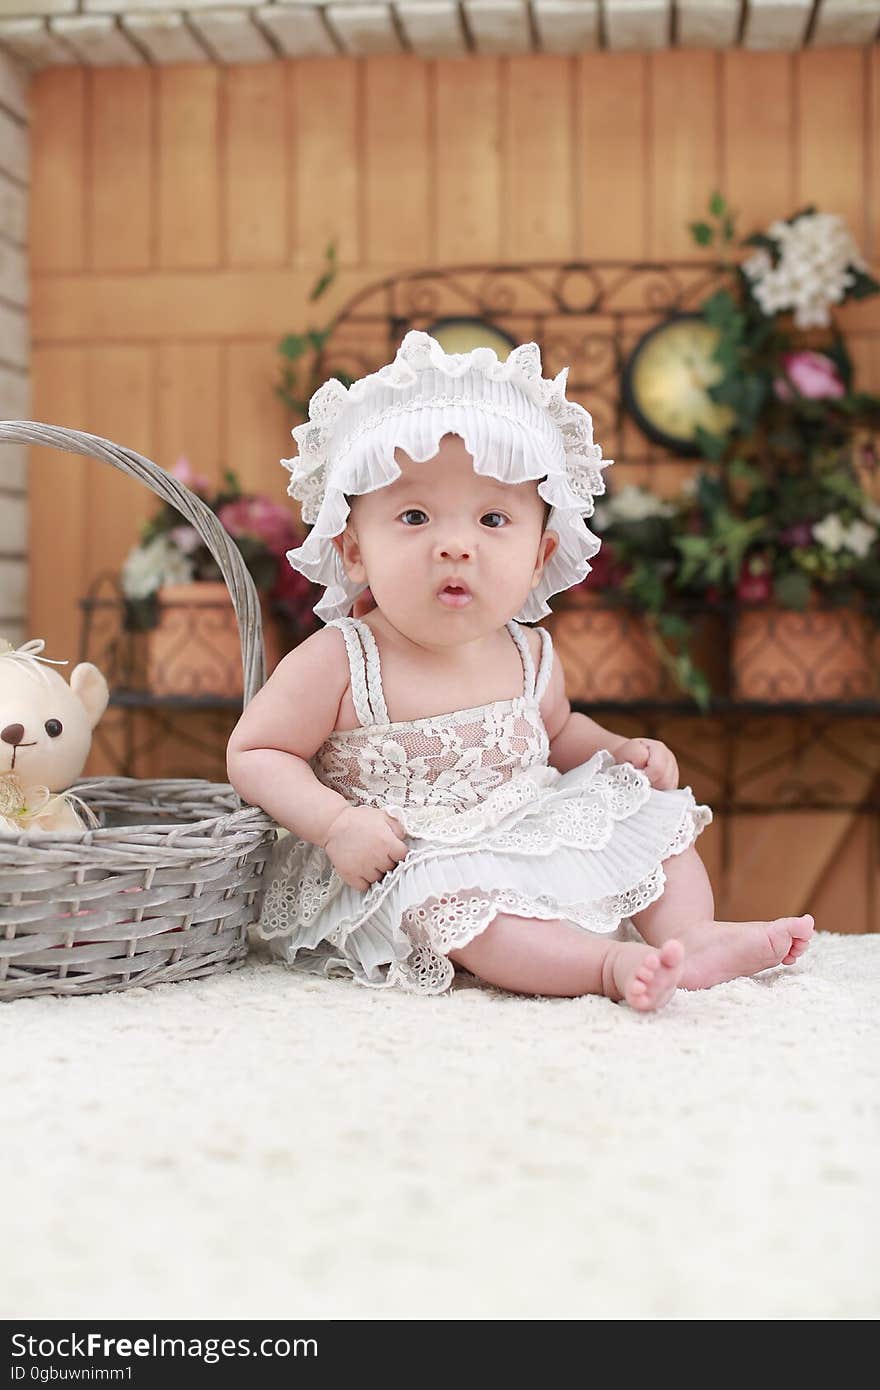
{"left": 1, "top": 724, "right": 25, "bottom": 746}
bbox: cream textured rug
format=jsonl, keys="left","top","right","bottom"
{"left": 3, "top": 929, "right": 878, "bottom": 1321}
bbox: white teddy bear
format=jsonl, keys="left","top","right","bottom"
{"left": 0, "top": 638, "right": 109, "bottom": 833}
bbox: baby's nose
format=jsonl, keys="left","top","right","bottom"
{"left": 436, "top": 540, "right": 471, "bottom": 561}
{"left": 1, "top": 723, "right": 24, "bottom": 746}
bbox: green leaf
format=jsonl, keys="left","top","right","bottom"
{"left": 701, "top": 290, "right": 740, "bottom": 329}
{"left": 694, "top": 425, "right": 728, "bottom": 462}
{"left": 847, "top": 267, "right": 880, "bottom": 301}
{"left": 773, "top": 570, "right": 813, "bottom": 610}
{"left": 687, "top": 667, "right": 712, "bottom": 712}
{"left": 727, "top": 457, "right": 763, "bottom": 486}
{"left": 624, "top": 565, "right": 666, "bottom": 612}
{"left": 741, "top": 231, "right": 777, "bottom": 259}
{"left": 656, "top": 611, "right": 690, "bottom": 641}
{"left": 788, "top": 204, "right": 818, "bottom": 224}
{"left": 308, "top": 271, "right": 335, "bottom": 302}
{"left": 278, "top": 333, "right": 310, "bottom": 360}
{"left": 690, "top": 221, "right": 714, "bottom": 247}
{"left": 709, "top": 191, "right": 727, "bottom": 217}
{"left": 308, "top": 242, "right": 339, "bottom": 302}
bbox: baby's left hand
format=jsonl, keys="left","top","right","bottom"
{"left": 613, "top": 738, "right": 679, "bottom": 791}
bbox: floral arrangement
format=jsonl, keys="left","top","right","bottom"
{"left": 686, "top": 193, "right": 880, "bottom": 604}
{"left": 568, "top": 194, "right": 880, "bottom": 706}
{"left": 121, "top": 459, "right": 323, "bottom": 645}
{"left": 582, "top": 478, "right": 758, "bottom": 707}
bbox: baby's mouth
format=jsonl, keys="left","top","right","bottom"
{"left": 437, "top": 581, "right": 473, "bottom": 608}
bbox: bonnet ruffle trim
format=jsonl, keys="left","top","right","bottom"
{"left": 282, "top": 330, "right": 612, "bottom": 624}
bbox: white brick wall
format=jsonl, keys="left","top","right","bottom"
{"left": 0, "top": 1, "right": 875, "bottom": 66}
{"left": 0, "top": 48, "right": 28, "bottom": 650}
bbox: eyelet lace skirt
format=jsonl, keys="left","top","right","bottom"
{"left": 256, "top": 750, "right": 712, "bottom": 995}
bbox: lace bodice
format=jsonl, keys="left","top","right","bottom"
{"left": 312, "top": 618, "right": 553, "bottom": 815}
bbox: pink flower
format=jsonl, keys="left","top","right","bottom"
{"left": 271, "top": 561, "right": 314, "bottom": 609}
{"left": 773, "top": 351, "right": 846, "bottom": 403}
{"left": 270, "top": 560, "right": 323, "bottom": 638}
{"left": 217, "top": 497, "right": 299, "bottom": 556}
{"left": 736, "top": 554, "right": 774, "bottom": 604}
{"left": 171, "top": 456, "right": 213, "bottom": 496}
{"left": 583, "top": 543, "right": 628, "bottom": 590}
{"left": 778, "top": 522, "right": 814, "bottom": 548}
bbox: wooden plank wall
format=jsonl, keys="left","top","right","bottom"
{"left": 25, "top": 47, "right": 880, "bottom": 929}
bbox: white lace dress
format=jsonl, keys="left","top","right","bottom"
{"left": 257, "top": 617, "right": 712, "bottom": 994}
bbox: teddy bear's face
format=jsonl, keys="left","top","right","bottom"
{"left": 0, "top": 661, "right": 109, "bottom": 792}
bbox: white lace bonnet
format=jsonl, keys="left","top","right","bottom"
{"left": 283, "top": 329, "right": 612, "bottom": 623}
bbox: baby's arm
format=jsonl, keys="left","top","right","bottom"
{"left": 226, "top": 626, "right": 352, "bottom": 844}
{"left": 539, "top": 640, "right": 627, "bottom": 773}
{"left": 226, "top": 628, "right": 409, "bottom": 889}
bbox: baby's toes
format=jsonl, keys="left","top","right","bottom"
{"left": 627, "top": 952, "right": 660, "bottom": 1004}
{"left": 781, "top": 914, "right": 814, "bottom": 964}
{"left": 782, "top": 933, "right": 813, "bottom": 965}
{"left": 629, "top": 945, "right": 684, "bottom": 1012}
{"left": 658, "top": 939, "right": 685, "bottom": 970}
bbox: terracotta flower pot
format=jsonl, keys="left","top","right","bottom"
{"left": 145, "top": 581, "right": 284, "bottom": 697}
{"left": 544, "top": 592, "right": 677, "bottom": 701}
{"left": 732, "top": 605, "right": 880, "bottom": 702}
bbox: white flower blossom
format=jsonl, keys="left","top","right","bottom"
{"left": 812, "top": 513, "right": 847, "bottom": 552}
{"left": 121, "top": 535, "right": 195, "bottom": 600}
{"left": 169, "top": 524, "right": 201, "bottom": 555}
{"left": 593, "top": 484, "right": 675, "bottom": 528}
{"left": 812, "top": 512, "right": 877, "bottom": 558}
{"left": 742, "top": 211, "right": 867, "bottom": 328}
{"left": 842, "top": 517, "right": 877, "bottom": 559}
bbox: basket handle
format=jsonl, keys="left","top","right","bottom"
{"left": 0, "top": 421, "right": 267, "bottom": 705}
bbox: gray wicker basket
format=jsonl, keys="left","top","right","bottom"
{"left": 0, "top": 422, "right": 277, "bottom": 1001}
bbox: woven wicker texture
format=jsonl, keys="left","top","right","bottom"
{"left": 0, "top": 422, "right": 277, "bottom": 1000}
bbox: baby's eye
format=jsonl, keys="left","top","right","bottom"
{"left": 480, "top": 512, "right": 509, "bottom": 528}
{"left": 399, "top": 509, "right": 429, "bottom": 526}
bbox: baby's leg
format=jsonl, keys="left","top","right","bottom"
{"left": 631, "top": 845, "right": 815, "bottom": 989}
{"left": 447, "top": 914, "right": 684, "bottom": 1012}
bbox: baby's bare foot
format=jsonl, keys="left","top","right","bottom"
{"left": 608, "top": 939, "right": 684, "bottom": 1012}
{"left": 679, "top": 914, "right": 814, "bottom": 990}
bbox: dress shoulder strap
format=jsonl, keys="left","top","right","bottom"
{"left": 506, "top": 619, "right": 537, "bottom": 699}
{"left": 324, "top": 617, "right": 389, "bottom": 728}
{"left": 348, "top": 617, "right": 390, "bottom": 726}
{"left": 534, "top": 625, "right": 554, "bottom": 702}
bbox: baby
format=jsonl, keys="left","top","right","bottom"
{"left": 227, "top": 332, "right": 813, "bottom": 1011}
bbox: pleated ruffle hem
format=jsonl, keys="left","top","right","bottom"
{"left": 256, "top": 750, "right": 712, "bottom": 995}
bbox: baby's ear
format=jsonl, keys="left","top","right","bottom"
{"left": 531, "top": 529, "right": 560, "bottom": 587}
{"left": 69, "top": 663, "right": 110, "bottom": 729}
{"left": 332, "top": 528, "right": 367, "bottom": 583}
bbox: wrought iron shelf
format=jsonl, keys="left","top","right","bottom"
{"left": 573, "top": 699, "right": 880, "bottom": 716}
{"left": 105, "top": 692, "right": 880, "bottom": 718}
{"left": 110, "top": 688, "right": 243, "bottom": 713}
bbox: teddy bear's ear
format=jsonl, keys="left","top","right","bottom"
{"left": 69, "top": 663, "right": 110, "bottom": 729}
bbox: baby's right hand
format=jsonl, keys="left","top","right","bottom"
{"left": 322, "top": 804, "right": 409, "bottom": 891}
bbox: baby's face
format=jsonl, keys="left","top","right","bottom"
{"left": 333, "top": 434, "right": 558, "bottom": 646}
